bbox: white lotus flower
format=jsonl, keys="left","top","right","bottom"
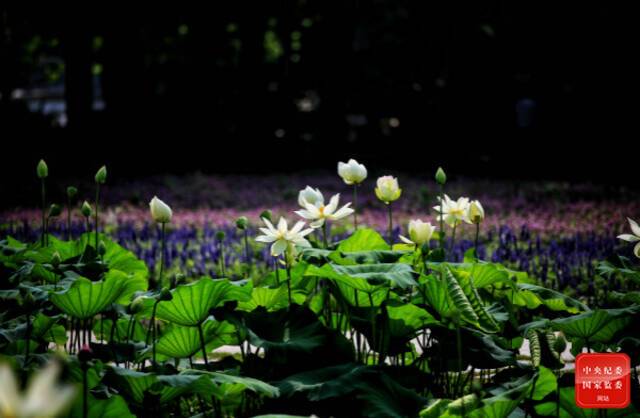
{"left": 468, "top": 200, "right": 485, "bottom": 224}
{"left": 337, "top": 159, "right": 367, "bottom": 185}
{"left": 618, "top": 218, "right": 640, "bottom": 258}
{"left": 0, "top": 361, "right": 76, "bottom": 418}
{"left": 149, "top": 196, "right": 173, "bottom": 223}
{"left": 295, "top": 193, "right": 354, "bottom": 228}
{"left": 399, "top": 220, "right": 436, "bottom": 246}
{"left": 375, "top": 176, "right": 402, "bottom": 204}
{"left": 433, "top": 194, "right": 471, "bottom": 227}
{"left": 298, "top": 186, "right": 324, "bottom": 208}
{"left": 256, "top": 217, "right": 314, "bottom": 257}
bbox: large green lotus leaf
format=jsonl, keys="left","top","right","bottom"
{"left": 106, "top": 366, "right": 218, "bottom": 406}
{"left": 186, "top": 370, "right": 280, "bottom": 398}
{"left": 330, "top": 250, "right": 409, "bottom": 266}
{"left": 513, "top": 283, "right": 589, "bottom": 313}
{"left": 155, "top": 319, "right": 236, "bottom": 359}
{"left": 67, "top": 394, "right": 135, "bottom": 418}
{"left": 277, "top": 364, "right": 426, "bottom": 418}
{"left": 454, "top": 263, "right": 511, "bottom": 289}
{"left": 387, "top": 303, "right": 439, "bottom": 333}
{"left": 439, "top": 372, "right": 545, "bottom": 418}
{"left": 337, "top": 228, "right": 389, "bottom": 252}
{"left": 305, "top": 264, "right": 383, "bottom": 293}
{"left": 331, "top": 263, "right": 417, "bottom": 289}
{"left": 22, "top": 234, "right": 79, "bottom": 264}
{"left": 237, "top": 285, "right": 305, "bottom": 312}
{"left": 156, "top": 278, "right": 251, "bottom": 326}
{"left": 420, "top": 274, "right": 453, "bottom": 318}
{"left": 92, "top": 317, "right": 146, "bottom": 343}
{"left": 551, "top": 306, "right": 638, "bottom": 343}
{"left": 381, "top": 303, "right": 440, "bottom": 355}
{"left": 51, "top": 271, "right": 139, "bottom": 319}
{"left": 334, "top": 281, "right": 391, "bottom": 307}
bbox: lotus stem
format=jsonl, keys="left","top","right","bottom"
{"left": 159, "top": 222, "right": 166, "bottom": 285}
{"left": 198, "top": 322, "right": 209, "bottom": 366}
{"left": 94, "top": 184, "right": 100, "bottom": 251}
{"left": 41, "top": 178, "right": 46, "bottom": 246}
{"left": 474, "top": 223, "right": 480, "bottom": 260}
{"left": 387, "top": 204, "right": 393, "bottom": 247}
{"left": 286, "top": 264, "right": 293, "bottom": 305}
{"left": 439, "top": 184, "right": 445, "bottom": 250}
{"left": 353, "top": 185, "right": 358, "bottom": 229}
{"left": 450, "top": 224, "right": 457, "bottom": 258}
{"left": 322, "top": 222, "right": 329, "bottom": 249}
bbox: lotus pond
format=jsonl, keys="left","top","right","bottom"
{"left": 1, "top": 161, "right": 640, "bottom": 418}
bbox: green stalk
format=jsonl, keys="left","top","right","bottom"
{"left": 322, "top": 222, "right": 329, "bottom": 249}
{"left": 353, "top": 185, "right": 358, "bottom": 229}
{"left": 243, "top": 229, "right": 251, "bottom": 276}
{"left": 474, "top": 223, "right": 480, "bottom": 260}
{"left": 94, "top": 183, "right": 100, "bottom": 250}
{"left": 450, "top": 223, "right": 457, "bottom": 257}
{"left": 387, "top": 204, "right": 393, "bottom": 247}
{"left": 41, "top": 178, "right": 46, "bottom": 246}
{"left": 159, "top": 223, "right": 166, "bottom": 285}
{"left": 286, "top": 263, "right": 293, "bottom": 306}
{"left": 219, "top": 240, "right": 226, "bottom": 277}
{"left": 198, "top": 322, "right": 209, "bottom": 366}
{"left": 439, "top": 184, "right": 445, "bottom": 249}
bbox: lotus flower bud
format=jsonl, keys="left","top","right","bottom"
{"left": 435, "top": 167, "right": 446, "bottom": 185}
{"left": 97, "top": 240, "right": 107, "bottom": 256}
{"left": 37, "top": 159, "right": 48, "bottom": 179}
{"left": 66, "top": 186, "right": 78, "bottom": 199}
{"left": 81, "top": 201, "right": 92, "bottom": 217}
{"left": 129, "top": 296, "right": 145, "bottom": 314}
{"left": 337, "top": 159, "right": 367, "bottom": 185}
{"left": 259, "top": 210, "right": 272, "bottom": 222}
{"left": 48, "top": 204, "right": 62, "bottom": 218}
{"left": 235, "top": 216, "right": 248, "bottom": 230}
{"left": 216, "top": 231, "right": 226, "bottom": 242}
{"left": 172, "top": 273, "right": 186, "bottom": 288}
{"left": 94, "top": 165, "right": 107, "bottom": 184}
{"left": 51, "top": 251, "right": 62, "bottom": 268}
{"left": 78, "top": 344, "right": 93, "bottom": 364}
{"left": 160, "top": 287, "right": 173, "bottom": 301}
{"left": 149, "top": 196, "right": 172, "bottom": 224}
{"left": 298, "top": 186, "right": 324, "bottom": 207}
{"left": 375, "top": 176, "right": 402, "bottom": 204}
{"left": 468, "top": 200, "right": 485, "bottom": 224}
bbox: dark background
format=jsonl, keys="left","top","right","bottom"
{"left": 0, "top": 3, "right": 638, "bottom": 189}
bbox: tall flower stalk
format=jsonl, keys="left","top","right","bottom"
{"left": 338, "top": 159, "right": 367, "bottom": 230}
{"left": 256, "top": 217, "right": 313, "bottom": 304}
{"left": 37, "top": 159, "right": 48, "bottom": 246}
{"left": 468, "top": 200, "right": 485, "bottom": 259}
{"left": 435, "top": 167, "right": 447, "bottom": 250}
{"left": 150, "top": 196, "right": 173, "bottom": 285}
{"left": 375, "top": 176, "right": 402, "bottom": 247}
{"left": 94, "top": 165, "right": 107, "bottom": 250}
